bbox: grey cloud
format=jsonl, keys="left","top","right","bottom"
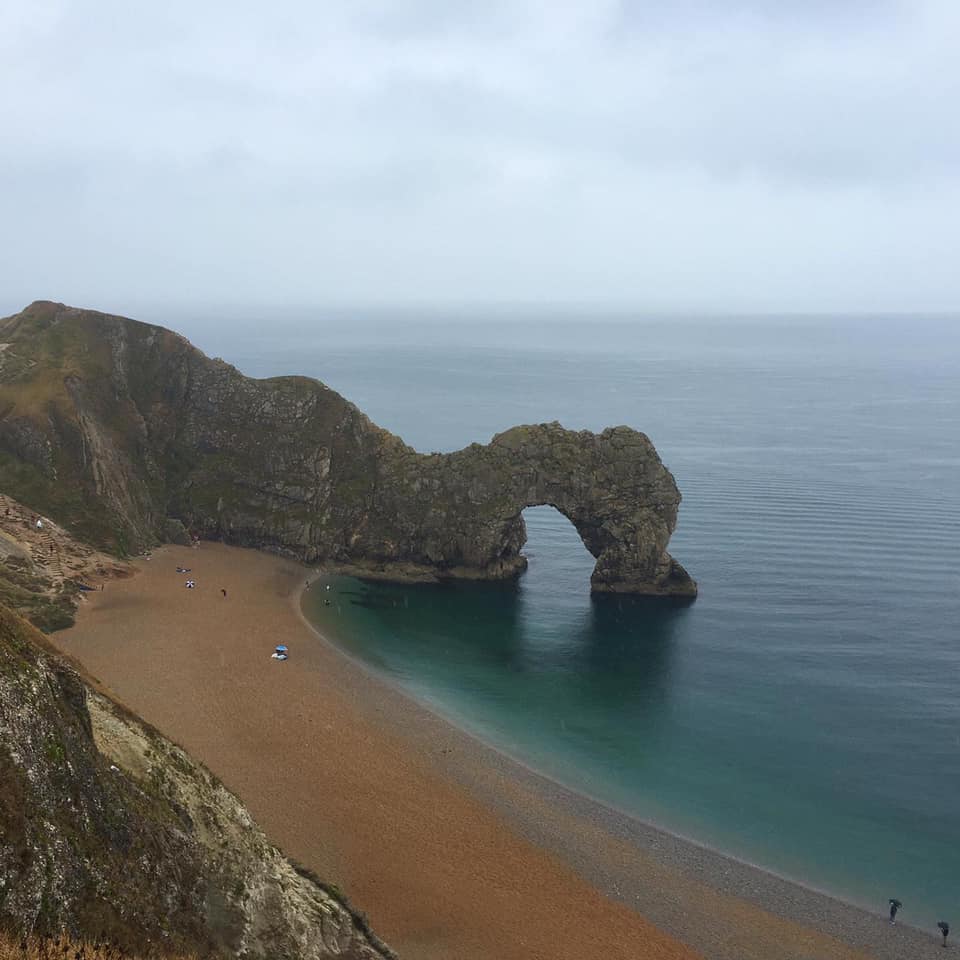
{"left": 0, "top": 0, "right": 957, "bottom": 312}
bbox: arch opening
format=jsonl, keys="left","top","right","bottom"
{"left": 519, "top": 505, "right": 596, "bottom": 591}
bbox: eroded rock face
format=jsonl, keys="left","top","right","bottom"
{"left": 349, "top": 422, "right": 695, "bottom": 595}
{"left": 0, "top": 302, "right": 696, "bottom": 597}
{"left": 0, "top": 603, "right": 393, "bottom": 958}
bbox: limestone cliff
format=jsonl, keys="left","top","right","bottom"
{"left": 0, "top": 301, "right": 695, "bottom": 597}
{"left": 0, "top": 603, "right": 394, "bottom": 958}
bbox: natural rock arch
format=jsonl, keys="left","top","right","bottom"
{"left": 360, "top": 422, "right": 697, "bottom": 596}
{"left": 0, "top": 302, "right": 697, "bottom": 599}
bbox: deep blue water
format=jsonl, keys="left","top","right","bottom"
{"left": 181, "top": 311, "right": 960, "bottom": 930}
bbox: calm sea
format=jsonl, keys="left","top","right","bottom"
{"left": 183, "top": 310, "right": 960, "bottom": 930}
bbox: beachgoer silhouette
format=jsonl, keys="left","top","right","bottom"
{"left": 889, "top": 899, "right": 902, "bottom": 924}
{"left": 939, "top": 921, "right": 950, "bottom": 947}
{"left": 221, "top": 588, "right": 227, "bottom": 597}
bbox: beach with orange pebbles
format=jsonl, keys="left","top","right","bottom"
{"left": 55, "top": 543, "right": 935, "bottom": 960}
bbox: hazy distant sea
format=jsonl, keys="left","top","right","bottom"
{"left": 184, "top": 310, "right": 960, "bottom": 930}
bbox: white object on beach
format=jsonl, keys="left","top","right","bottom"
{"left": 185, "top": 579, "right": 195, "bottom": 588}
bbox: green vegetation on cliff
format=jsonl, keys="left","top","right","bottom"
{"left": 0, "top": 558, "right": 75, "bottom": 632}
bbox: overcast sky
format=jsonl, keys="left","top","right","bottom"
{"left": 1, "top": 1, "right": 958, "bottom": 316}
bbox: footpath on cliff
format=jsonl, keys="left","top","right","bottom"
{"left": 0, "top": 491, "right": 129, "bottom": 631}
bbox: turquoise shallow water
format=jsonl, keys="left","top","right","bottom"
{"left": 183, "top": 311, "right": 960, "bottom": 931}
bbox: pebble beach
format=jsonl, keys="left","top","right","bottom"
{"left": 55, "top": 543, "right": 940, "bottom": 960}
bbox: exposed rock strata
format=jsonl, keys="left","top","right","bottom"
{"left": 0, "top": 301, "right": 695, "bottom": 597}
{"left": 0, "top": 603, "right": 393, "bottom": 958}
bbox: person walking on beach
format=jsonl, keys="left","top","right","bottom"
{"left": 938, "top": 921, "right": 950, "bottom": 947}
{"left": 221, "top": 588, "right": 227, "bottom": 598}
{"left": 889, "top": 899, "right": 902, "bottom": 924}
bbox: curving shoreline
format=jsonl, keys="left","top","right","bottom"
{"left": 57, "top": 543, "right": 937, "bottom": 959}
{"left": 296, "top": 579, "right": 908, "bottom": 939}
{"left": 297, "top": 577, "right": 941, "bottom": 960}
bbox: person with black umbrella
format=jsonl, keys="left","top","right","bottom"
{"left": 889, "top": 898, "right": 902, "bottom": 924}
{"left": 938, "top": 921, "right": 950, "bottom": 947}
